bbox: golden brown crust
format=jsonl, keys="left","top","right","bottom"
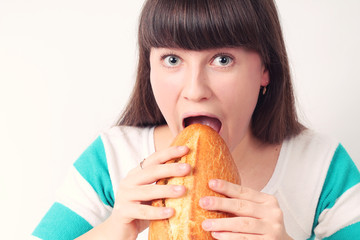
{"left": 149, "top": 124, "right": 241, "bottom": 240}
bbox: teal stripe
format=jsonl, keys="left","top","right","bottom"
{"left": 73, "top": 136, "right": 114, "bottom": 207}
{"left": 32, "top": 202, "right": 92, "bottom": 239}
{"left": 323, "top": 222, "right": 360, "bottom": 239}
{"left": 309, "top": 144, "right": 360, "bottom": 238}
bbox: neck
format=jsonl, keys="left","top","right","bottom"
{"left": 231, "top": 130, "right": 281, "bottom": 191}
{"left": 232, "top": 130, "right": 265, "bottom": 166}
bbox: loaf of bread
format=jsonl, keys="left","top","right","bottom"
{"left": 149, "top": 123, "right": 241, "bottom": 239}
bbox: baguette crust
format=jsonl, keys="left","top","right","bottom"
{"left": 149, "top": 124, "right": 241, "bottom": 239}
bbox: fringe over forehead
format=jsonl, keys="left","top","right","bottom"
{"left": 139, "top": 0, "right": 264, "bottom": 53}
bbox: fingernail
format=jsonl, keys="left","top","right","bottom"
{"left": 202, "top": 220, "right": 213, "bottom": 230}
{"left": 163, "top": 208, "right": 173, "bottom": 216}
{"left": 209, "top": 179, "right": 218, "bottom": 188}
{"left": 173, "top": 185, "right": 184, "bottom": 192}
{"left": 200, "top": 197, "right": 211, "bottom": 208}
{"left": 212, "top": 232, "right": 220, "bottom": 238}
{"left": 177, "top": 146, "right": 188, "bottom": 151}
{"left": 179, "top": 163, "right": 189, "bottom": 170}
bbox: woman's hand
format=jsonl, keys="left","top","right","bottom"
{"left": 199, "top": 179, "right": 293, "bottom": 240}
{"left": 105, "top": 146, "right": 191, "bottom": 240}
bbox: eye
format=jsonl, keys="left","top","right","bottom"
{"left": 163, "top": 55, "right": 182, "bottom": 67}
{"left": 212, "top": 55, "right": 233, "bottom": 67}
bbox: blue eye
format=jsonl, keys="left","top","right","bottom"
{"left": 213, "top": 55, "right": 233, "bottom": 66}
{"left": 164, "top": 55, "right": 181, "bottom": 66}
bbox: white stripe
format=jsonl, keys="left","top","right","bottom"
{"left": 314, "top": 183, "right": 360, "bottom": 238}
{"left": 56, "top": 166, "right": 112, "bottom": 227}
{"left": 101, "top": 127, "right": 155, "bottom": 197}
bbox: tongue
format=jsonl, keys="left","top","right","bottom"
{"left": 184, "top": 116, "right": 222, "bottom": 133}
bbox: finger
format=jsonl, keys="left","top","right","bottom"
{"left": 123, "top": 184, "right": 187, "bottom": 202}
{"left": 208, "top": 179, "right": 270, "bottom": 203}
{"left": 140, "top": 146, "right": 189, "bottom": 169}
{"left": 199, "top": 196, "right": 265, "bottom": 219}
{"left": 202, "top": 217, "right": 267, "bottom": 235}
{"left": 211, "top": 231, "right": 264, "bottom": 240}
{"left": 115, "top": 202, "right": 175, "bottom": 221}
{"left": 128, "top": 162, "right": 191, "bottom": 185}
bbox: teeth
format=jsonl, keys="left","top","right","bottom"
{"left": 184, "top": 116, "right": 222, "bottom": 133}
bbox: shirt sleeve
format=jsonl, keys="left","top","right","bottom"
{"left": 309, "top": 144, "right": 360, "bottom": 239}
{"left": 32, "top": 136, "right": 115, "bottom": 240}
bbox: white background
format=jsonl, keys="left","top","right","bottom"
{"left": 1, "top": 0, "right": 359, "bottom": 239}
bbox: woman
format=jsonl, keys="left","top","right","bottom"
{"left": 33, "top": 0, "right": 360, "bottom": 239}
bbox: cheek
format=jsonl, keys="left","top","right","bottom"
{"left": 216, "top": 72, "right": 261, "bottom": 149}
{"left": 150, "top": 69, "right": 179, "bottom": 122}
{"left": 219, "top": 73, "right": 260, "bottom": 116}
{"left": 224, "top": 86, "right": 258, "bottom": 134}
{"left": 151, "top": 73, "right": 167, "bottom": 109}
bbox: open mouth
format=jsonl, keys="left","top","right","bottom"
{"left": 183, "top": 116, "right": 222, "bottom": 133}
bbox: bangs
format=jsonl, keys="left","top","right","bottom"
{"left": 139, "top": 0, "right": 261, "bottom": 51}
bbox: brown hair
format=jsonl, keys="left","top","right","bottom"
{"left": 117, "top": 0, "right": 304, "bottom": 144}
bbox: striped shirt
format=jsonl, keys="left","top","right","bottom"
{"left": 32, "top": 126, "right": 360, "bottom": 239}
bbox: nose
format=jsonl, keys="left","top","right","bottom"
{"left": 182, "top": 66, "right": 212, "bottom": 102}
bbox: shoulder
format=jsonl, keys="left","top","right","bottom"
{"left": 97, "top": 125, "right": 156, "bottom": 167}
{"left": 284, "top": 129, "right": 338, "bottom": 157}
{"left": 97, "top": 125, "right": 155, "bottom": 155}
{"left": 75, "top": 125, "right": 155, "bottom": 168}
{"left": 101, "top": 125, "right": 155, "bottom": 142}
{"left": 282, "top": 129, "right": 358, "bottom": 183}
{"left": 280, "top": 128, "right": 347, "bottom": 188}
{"left": 278, "top": 129, "right": 340, "bottom": 186}
{"left": 276, "top": 128, "right": 341, "bottom": 193}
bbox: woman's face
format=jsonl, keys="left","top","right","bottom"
{"left": 150, "top": 47, "right": 269, "bottom": 150}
